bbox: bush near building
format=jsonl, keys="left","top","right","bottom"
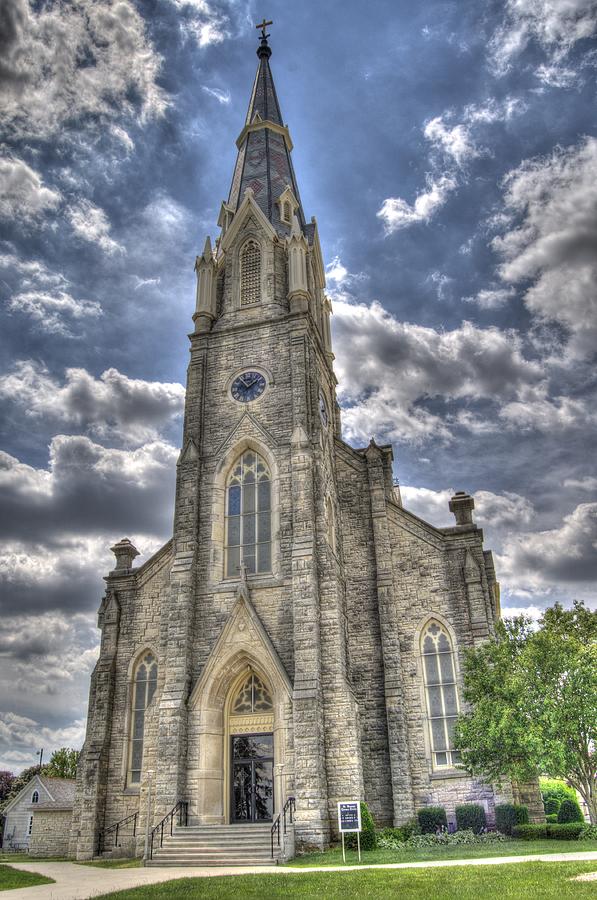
{"left": 417, "top": 806, "right": 448, "bottom": 834}
{"left": 345, "top": 802, "right": 377, "bottom": 851}
{"left": 557, "top": 798, "right": 584, "bottom": 823}
{"left": 495, "top": 803, "right": 529, "bottom": 836}
{"left": 455, "top": 804, "right": 487, "bottom": 834}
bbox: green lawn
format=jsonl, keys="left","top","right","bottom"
{"left": 77, "top": 857, "right": 143, "bottom": 868}
{"left": 94, "top": 862, "right": 597, "bottom": 899}
{"left": 0, "top": 863, "right": 55, "bottom": 891}
{"left": 288, "top": 839, "right": 597, "bottom": 867}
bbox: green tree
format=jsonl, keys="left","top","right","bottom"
{"left": 44, "top": 748, "right": 80, "bottom": 780}
{"left": 455, "top": 601, "right": 597, "bottom": 824}
{"left": 0, "top": 771, "right": 15, "bottom": 806}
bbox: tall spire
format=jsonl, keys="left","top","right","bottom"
{"left": 226, "top": 27, "right": 306, "bottom": 235}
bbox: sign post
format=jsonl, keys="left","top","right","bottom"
{"left": 337, "top": 801, "right": 362, "bottom": 863}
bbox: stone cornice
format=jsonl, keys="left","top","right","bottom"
{"left": 236, "top": 119, "right": 293, "bottom": 152}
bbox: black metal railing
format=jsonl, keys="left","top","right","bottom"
{"left": 271, "top": 796, "right": 295, "bottom": 858}
{"left": 148, "top": 800, "right": 188, "bottom": 860}
{"left": 97, "top": 811, "right": 138, "bottom": 856}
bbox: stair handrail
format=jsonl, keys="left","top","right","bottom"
{"left": 271, "top": 796, "right": 296, "bottom": 859}
{"left": 97, "top": 811, "right": 138, "bottom": 856}
{"left": 148, "top": 800, "right": 188, "bottom": 860}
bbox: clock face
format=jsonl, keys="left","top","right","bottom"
{"left": 231, "top": 371, "right": 267, "bottom": 403}
{"left": 319, "top": 392, "right": 329, "bottom": 427}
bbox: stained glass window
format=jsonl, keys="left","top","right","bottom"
{"left": 240, "top": 240, "right": 261, "bottom": 306}
{"left": 225, "top": 450, "right": 271, "bottom": 577}
{"left": 232, "top": 673, "right": 273, "bottom": 714}
{"left": 129, "top": 651, "right": 158, "bottom": 784}
{"left": 421, "top": 621, "right": 461, "bottom": 769}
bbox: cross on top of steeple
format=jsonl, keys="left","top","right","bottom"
{"left": 255, "top": 18, "right": 272, "bottom": 40}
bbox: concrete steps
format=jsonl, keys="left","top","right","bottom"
{"left": 146, "top": 823, "right": 281, "bottom": 867}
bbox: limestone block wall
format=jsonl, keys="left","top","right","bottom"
{"left": 336, "top": 442, "right": 394, "bottom": 826}
{"left": 30, "top": 809, "right": 73, "bottom": 857}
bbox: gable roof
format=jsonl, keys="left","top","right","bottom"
{"left": 3, "top": 774, "right": 76, "bottom": 816}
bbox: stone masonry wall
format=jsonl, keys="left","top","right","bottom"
{"left": 30, "top": 809, "right": 73, "bottom": 857}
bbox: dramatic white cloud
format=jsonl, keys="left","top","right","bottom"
{"left": 491, "top": 0, "right": 597, "bottom": 73}
{"left": 0, "top": 361, "right": 185, "bottom": 446}
{"left": 493, "top": 137, "right": 597, "bottom": 358}
{"left": 377, "top": 175, "right": 457, "bottom": 233}
{"left": 0, "top": 708, "right": 89, "bottom": 772}
{"left": 332, "top": 296, "right": 543, "bottom": 444}
{"left": 401, "top": 485, "right": 534, "bottom": 530}
{"left": 465, "top": 287, "right": 516, "bottom": 309}
{"left": 0, "top": 156, "right": 61, "bottom": 223}
{"left": 0, "top": 0, "right": 168, "bottom": 141}
{"left": 0, "top": 253, "right": 67, "bottom": 289}
{"left": 497, "top": 502, "right": 597, "bottom": 591}
{"left": 8, "top": 290, "right": 102, "bottom": 337}
{"left": 202, "top": 86, "right": 231, "bottom": 104}
{"left": 424, "top": 117, "right": 477, "bottom": 167}
{"left": 67, "top": 200, "right": 124, "bottom": 255}
{"left": 564, "top": 476, "right": 597, "bottom": 491}
{"left": 380, "top": 97, "right": 525, "bottom": 231}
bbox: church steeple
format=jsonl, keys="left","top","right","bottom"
{"left": 226, "top": 29, "right": 306, "bottom": 235}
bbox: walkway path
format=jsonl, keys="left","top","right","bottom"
{"left": 3, "top": 851, "right": 597, "bottom": 899}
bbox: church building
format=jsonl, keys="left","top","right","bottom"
{"left": 70, "top": 30, "right": 517, "bottom": 861}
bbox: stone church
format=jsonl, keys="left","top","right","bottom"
{"left": 70, "top": 32, "right": 517, "bottom": 860}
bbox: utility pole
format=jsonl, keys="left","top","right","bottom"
{"left": 36, "top": 749, "right": 44, "bottom": 772}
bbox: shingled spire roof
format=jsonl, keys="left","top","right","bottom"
{"left": 227, "top": 32, "right": 306, "bottom": 235}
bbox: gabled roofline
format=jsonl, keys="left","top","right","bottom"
{"left": 2, "top": 774, "right": 51, "bottom": 816}
{"left": 219, "top": 189, "right": 277, "bottom": 254}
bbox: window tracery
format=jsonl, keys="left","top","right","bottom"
{"left": 421, "top": 621, "right": 461, "bottom": 768}
{"left": 225, "top": 450, "right": 271, "bottom": 577}
{"left": 232, "top": 673, "right": 273, "bottom": 714}
{"left": 31, "top": 790, "right": 39, "bottom": 804}
{"left": 129, "top": 651, "right": 158, "bottom": 785}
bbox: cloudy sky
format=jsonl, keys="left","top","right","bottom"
{"left": 1, "top": 0, "right": 596, "bottom": 772}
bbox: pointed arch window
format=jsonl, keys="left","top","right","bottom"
{"left": 232, "top": 672, "right": 273, "bottom": 714}
{"left": 129, "top": 651, "right": 158, "bottom": 785}
{"left": 282, "top": 200, "right": 292, "bottom": 224}
{"left": 240, "top": 240, "right": 261, "bottom": 306}
{"left": 31, "top": 790, "right": 39, "bottom": 804}
{"left": 225, "top": 450, "right": 271, "bottom": 577}
{"left": 421, "top": 621, "right": 461, "bottom": 768}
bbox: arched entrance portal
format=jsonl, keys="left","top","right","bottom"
{"left": 227, "top": 670, "right": 274, "bottom": 822}
{"left": 186, "top": 594, "right": 294, "bottom": 826}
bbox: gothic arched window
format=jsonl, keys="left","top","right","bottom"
{"left": 31, "top": 790, "right": 39, "bottom": 804}
{"left": 129, "top": 651, "right": 158, "bottom": 785}
{"left": 240, "top": 240, "right": 261, "bottom": 306}
{"left": 232, "top": 672, "right": 273, "bottom": 713}
{"left": 421, "top": 621, "right": 461, "bottom": 768}
{"left": 225, "top": 450, "right": 271, "bottom": 578}
{"left": 283, "top": 200, "right": 291, "bottom": 223}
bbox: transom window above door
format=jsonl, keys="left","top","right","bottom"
{"left": 232, "top": 673, "right": 273, "bottom": 714}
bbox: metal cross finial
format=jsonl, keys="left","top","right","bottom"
{"left": 256, "top": 18, "right": 273, "bottom": 39}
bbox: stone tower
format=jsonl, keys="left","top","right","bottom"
{"left": 70, "top": 33, "right": 521, "bottom": 861}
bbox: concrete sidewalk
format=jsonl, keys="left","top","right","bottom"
{"left": 2, "top": 851, "right": 597, "bottom": 899}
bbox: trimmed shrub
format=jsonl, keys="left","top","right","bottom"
{"left": 455, "top": 804, "right": 487, "bottom": 834}
{"left": 345, "top": 802, "right": 377, "bottom": 851}
{"left": 545, "top": 814, "right": 559, "bottom": 824}
{"left": 512, "top": 824, "right": 547, "bottom": 840}
{"left": 579, "top": 825, "right": 597, "bottom": 841}
{"left": 495, "top": 803, "right": 529, "bottom": 836}
{"left": 557, "top": 798, "right": 583, "bottom": 823}
{"left": 540, "top": 779, "right": 577, "bottom": 808}
{"left": 543, "top": 797, "right": 561, "bottom": 816}
{"left": 546, "top": 823, "right": 584, "bottom": 840}
{"left": 417, "top": 806, "right": 448, "bottom": 834}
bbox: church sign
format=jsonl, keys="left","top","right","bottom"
{"left": 337, "top": 801, "right": 362, "bottom": 862}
